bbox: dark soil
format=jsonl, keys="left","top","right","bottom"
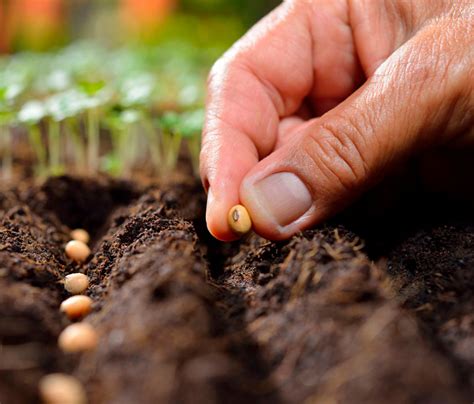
{"left": 0, "top": 174, "right": 472, "bottom": 404}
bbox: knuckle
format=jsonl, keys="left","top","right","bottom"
{"left": 301, "top": 120, "right": 370, "bottom": 192}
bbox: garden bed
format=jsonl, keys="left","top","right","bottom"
{"left": 0, "top": 170, "right": 472, "bottom": 403}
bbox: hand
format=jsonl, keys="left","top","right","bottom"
{"left": 200, "top": 0, "right": 473, "bottom": 241}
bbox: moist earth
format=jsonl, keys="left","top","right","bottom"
{"left": 0, "top": 175, "right": 472, "bottom": 404}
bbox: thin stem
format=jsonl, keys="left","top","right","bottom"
{"left": 187, "top": 135, "right": 200, "bottom": 177}
{"left": 1, "top": 126, "right": 13, "bottom": 181}
{"left": 143, "top": 117, "right": 162, "bottom": 172}
{"left": 48, "top": 120, "right": 63, "bottom": 176}
{"left": 121, "top": 124, "right": 137, "bottom": 177}
{"left": 66, "top": 119, "right": 86, "bottom": 173}
{"left": 87, "top": 109, "right": 100, "bottom": 174}
{"left": 161, "top": 131, "right": 181, "bottom": 177}
{"left": 28, "top": 125, "right": 48, "bottom": 177}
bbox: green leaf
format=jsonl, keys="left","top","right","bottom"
{"left": 177, "top": 109, "right": 205, "bottom": 138}
{"left": 120, "top": 109, "right": 142, "bottom": 124}
{"left": 119, "top": 74, "right": 156, "bottom": 107}
{"left": 0, "top": 109, "right": 15, "bottom": 126}
{"left": 159, "top": 111, "right": 181, "bottom": 133}
{"left": 46, "top": 90, "right": 86, "bottom": 121}
{"left": 77, "top": 79, "right": 107, "bottom": 96}
{"left": 46, "top": 70, "right": 71, "bottom": 92}
{"left": 18, "top": 101, "right": 47, "bottom": 125}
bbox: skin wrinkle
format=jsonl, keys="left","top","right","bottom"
{"left": 329, "top": 114, "right": 372, "bottom": 180}
{"left": 301, "top": 131, "right": 355, "bottom": 195}
{"left": 312, "top": 125, "right": 364, "bottom": 191}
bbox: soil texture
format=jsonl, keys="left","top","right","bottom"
{"left": 0, "top": 175, "right": 472, "bottom": 404}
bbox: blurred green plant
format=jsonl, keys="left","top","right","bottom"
{"left": 0, "top": 41, "right": 208, "bottom": 180}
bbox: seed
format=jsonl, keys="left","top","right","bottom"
{"left": 39, "top": 373, "right": 87, "bottom": 404}
{"left": 58, "top": 323, "right": 98, "bottom": 353}
{"left": 70, "top": 229, "right": 90, "bottom": 244}
{"left": 228, "top": 205, "right": 252, "bottom": 235}
{"left": 60, "top": 296, "right": 93, "bottom": 320}
{"left": 65, "top": 240, "right": 91, "bottom": 263}
{"left": 64, "top": 273, "right": 89, "bottom": 295}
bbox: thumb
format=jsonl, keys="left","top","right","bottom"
{"left": 240, "top": 26, "right": 473, "bottom": 240}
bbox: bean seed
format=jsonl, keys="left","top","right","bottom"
{"left": 70, "top": 229, "right": 90, "bottom": 244}
{"left": 60, "top": 296, "right": 93, "bottom": 320}
{"left": 39, "top": 373, "right": 87, "bottom": 404}
{"left": 228, "top": 205, "right": 252, "bottom": 235}
{"left": 58, "top": 323, "right": 98, "bottom": 353}
{"left": 64, "top": 273, "right": 89, "bottom": 295}
{"left": 65, "top": 240, "right": 91, "bottom": 263}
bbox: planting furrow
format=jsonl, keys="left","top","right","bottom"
{"left": 212, "top": 229, "right": 470, "bottom": 403}
{"left": 71, "top": 182, "right": 277, "bottom": 403}
{"left": 1, "top": 176, "right": 473, "bottom": 404}
{"left": 0, "top": 186, "right": 73, "bottom": 403}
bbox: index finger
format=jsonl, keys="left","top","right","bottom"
{"left": 200, "top": 1, "right": 314, "bottom": 240}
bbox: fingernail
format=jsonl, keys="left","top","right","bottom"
{"left": 248, "top": 172, "right": 312, "bottom": 227}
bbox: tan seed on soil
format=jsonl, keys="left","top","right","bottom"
{"left": 70, "top": 228, "right": 90, "bottom": 244}
{"left": 39, "top": 373, "right": 87, "bottom": 404}
{"left": 64, "top": 273, "right": 89, "bottom": 295}
{"left": 228, "top": 205, "right": 252, "bottom": 235}
{"left": 60, "top": 295, "right": 93, "bottom": 320}
{"left": 58, "top": 323, "right": 98, "bottom": 353}
{"left": 65, "top": 240, "right": 91, "bottom": 263}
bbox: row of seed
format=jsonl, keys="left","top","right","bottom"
{"left": 38, "top": 205, "right": 253, "bottom": 403}
{"left": 39, "top": 229, "right": 94, "bottom": 404}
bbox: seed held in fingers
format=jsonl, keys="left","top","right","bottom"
{"left": 39, "top": 373, "right": 87, "bottom": 404}
{"left": 65, "top": 240, "right": 91, "bottom": 263}
{"left": 58, "top": 323, "right": 98, "bottom": 353}
{"left": 70, "top": 229, "right": 90, "bottom": 244}
{"left": 64, "top": 273, "right": 89, "bottom": 295}
{"left": 60, "top": 295, "right": 93, "bottom": 320}
{"left": 228, "top": 205, "right": 252, "bottom": 236}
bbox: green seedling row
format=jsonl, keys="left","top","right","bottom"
{"left": 0, "top": 41, "right": 208, "bottom": 179}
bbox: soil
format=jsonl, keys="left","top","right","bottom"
{"left": 0, "top": 172, "right": 472, "bottom": 404}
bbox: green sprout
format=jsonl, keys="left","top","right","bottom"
{"left": 103, "top": 109, "right": 142, "bottom": 177}
{"left": 17, "top": 101, "right": 48, "bottom": 176}
{"left": 76, "top": 79, "right": 111, "bottom": 174}
{"left": 157, "top": 111, "right": 183, "bottom": 176}
{"left": 2, "top": 41, "right": 213, "bottom": 180}
{"left": 176, "top": 109, "right": 204, "bottom": 176}
{"left": 0, "top": 107, "right": 15, "bottom": 181}
{"left": 0, "top": 80, "right": 21, "bottom": 181}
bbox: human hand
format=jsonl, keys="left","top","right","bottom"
{"left": 200, "top": 0, "right": 473, "bottom": 241}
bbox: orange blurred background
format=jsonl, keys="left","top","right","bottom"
{"left": 0, "top": 0, "right": 179, "bottom": 52}
{"left": 0, "top": 0, "right": 65, "bottom": 52}
{"left": 0, "top": 0, "right": 279, "bottom": 53}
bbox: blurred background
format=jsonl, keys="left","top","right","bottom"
{"left": 0, "top": 0, "right": 281, "bottom": 53}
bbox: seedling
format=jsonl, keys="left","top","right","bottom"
{"left": 176, "top": 109, "right": 204, "bottom": 176}
{"left": 39, "top": 373, "right": 87, "bottom": 404}
{"left": 60, "top": 295, "right": 93, "bottom": 320}
{"left": 0, "top": 42, "right": 211, "bottom": 179}
{"left": 64, "top": 273, "right": 90, "bottom": 294}
{"left": 65, "top": 241, "right": 91, "bottom": 263}
{"left": 228, "top": 205, "right": 252, "bottom": 236}
{"left": 17, "top": 101, "right": 48, "bottom": 176}
{"left": 157, "top": 111, "right": 183, "bottom": 176}
{"left": 58, "top": 322, "right": 98, "bottom": 353}
{"left": 0, "top": 107, "right": 14, "bottom": 180}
